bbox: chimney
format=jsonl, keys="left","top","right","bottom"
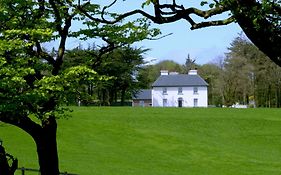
{"left": 188, "top": 69, "right": 198, "bottom": 75}
{"left": 160, "top": 70, "right": 169, "bottom": 75}
{"left": 169, "top": 72, "right": 179, "bottom": 75}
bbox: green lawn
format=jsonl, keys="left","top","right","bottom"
{"left": 1, "top": 107, "right": 281, "bottom": 175}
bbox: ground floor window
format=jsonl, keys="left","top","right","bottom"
{"left": 163, "top": 99, "right": 167, "bottom": 107}
{"left": 194, "top": 98, "right": 198, "bottom": 107}
{"left": 139, "top": 100, "right": 145, "bottom": 107}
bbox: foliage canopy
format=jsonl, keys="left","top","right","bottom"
{"left": 0, "top": 0, "right": 160, "bottom": 174}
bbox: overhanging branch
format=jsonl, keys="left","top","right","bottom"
{"left": 78, "top": 0, "right": 233, "bottom": 30}
{"left": 191, "top": 16, "right": 235, "bottom": 30}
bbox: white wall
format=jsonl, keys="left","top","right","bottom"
{"left": 152, "top": 86, "right": 208, "bottom": 107}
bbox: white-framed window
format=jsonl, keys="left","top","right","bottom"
{"left": 163, "top": 99, "right": 168, "bottom": 107}
{"left": 178, "top": 87, "right": 183, "bottom": 94}
{"left": 193, "top": 87, "right": 198, "bottom": 94}
{"left": 194, "top": 98, "right": 198, "bottom": 107}
{"left": 163, "top": 87, "right": 167, "bottom": 95}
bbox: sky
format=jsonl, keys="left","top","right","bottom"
{"left": 60, "top": 0, "right": 243, "bottom": 65}
{"left": 133, "top": 21, "right": 242, "bottom": 65}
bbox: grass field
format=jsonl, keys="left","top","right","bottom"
{"left": 1, "top": 107, "right": 281, "bottom": 175}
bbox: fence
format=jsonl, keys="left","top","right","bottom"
{"left": 17, "top": 167, "right": 78, "bottom": 175}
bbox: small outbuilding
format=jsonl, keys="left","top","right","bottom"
{"left": 132, "top": 89, "right": 152, "bottom": 107}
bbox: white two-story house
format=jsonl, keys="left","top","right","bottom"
{"left": 151, "top": 70, "right": 208, "bottom": 107}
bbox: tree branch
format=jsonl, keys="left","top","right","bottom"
{"left": 146, "top": 32, "right": 173, "bottom": 40}
{"left": 78, "top": 1, "right": 232, "bottom": 30}
{"left": 51, "top": 2, "right": 76, "bottom": 75}
{"left": 49, "top": 0, "right": 63, "bottom": 35}
{"left": 35, "top": 41, "right": 56, "bottom": 66}
{"left": 0, "top": 113, "right": 42, "bottom": 140}
{"left": 191, "top": 16, "right": 235, "bottom": 30}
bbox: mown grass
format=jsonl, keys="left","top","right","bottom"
{"left": 1, "top": 107, "right": 281, "bottom": 175}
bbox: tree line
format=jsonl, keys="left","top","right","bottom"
{"left": 137, "top": 35, "right": 281, "bottom": 108}
{"left": 57, "top": 45, "right": 147, "bottom": 106}
{"left": 61, "top": 34, "right": 281, "bottom": 108}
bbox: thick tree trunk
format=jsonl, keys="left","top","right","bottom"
{"left": 35, "top": 116, "right": 59, "bottom": 175}
{"left": 0, "top": 145, "right": 10, "bottom": 175}
{"left": 0, "top": 145, "right": 18, "bottom": 175}
{"left": 0, "top": 114, "right": 58, "bottom": 175}
{"left": 233, "top": 0, "right": 281, "bottom": 67}
{"left": 121, "top": 88, "right": 126, "bottom": 106}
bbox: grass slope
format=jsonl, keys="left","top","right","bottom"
{"left": 1, "top": 107, "right": 281, "bottom": 175}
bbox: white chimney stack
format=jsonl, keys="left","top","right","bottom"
{"left": 160, "top": 70, "right": 169, "bottom": 75}
{"left": 169, "top": 72, "right": 179, "bottom": 75}
{"left": 188, "top": 70, "right": 198, "bottom": 75}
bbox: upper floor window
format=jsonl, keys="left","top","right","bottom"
{"left": 163, "top": 87, "right": 167, "bottom": 95}
{"left": 193, "top": 87, "right": 198, "bottom": 94}
{"left": 178, "top": 87, "right": 183, "bottom": 94}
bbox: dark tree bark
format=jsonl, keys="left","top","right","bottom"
{"left": 35, "top": 117, "right": 59, "bottom": 175}
{"left": 0, "top": 145, "right": 10, "bottom": 175}
{"left": 121, "top": 88, "right": 126, "bottom": 106}
{"left": 1, "top": 114, "right": 59, "bottom": 175}
{"left": 0, "top": 145, "right": 18, "bottom": 175}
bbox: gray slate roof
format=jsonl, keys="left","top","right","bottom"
{"left": 152, "top": 74, "right": 208, "bottom": 87}
{"left": 132, "top": 89, "right": 152, "bottom": 100}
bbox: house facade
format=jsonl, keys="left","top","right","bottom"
{"left": 151, "top": 70, "right": 208, "bottom": 107}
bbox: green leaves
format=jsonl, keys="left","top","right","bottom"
{"left": 77, "top": 17, "right": 161, "bottom": 45}
{"left": 0, "top": 0, "right": 160, "bottom": 121}
{"left": 200, "top": 1, "right": 215, "bottom": 8}
{"left": 34, "top": 65, "right": 109, "bottom": 105}
{"left": 200, "top": 1, "right": 208, "bottom": 6}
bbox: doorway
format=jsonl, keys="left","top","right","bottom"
{"left": 178, "top": 98, "right": 183, "bottom": 107}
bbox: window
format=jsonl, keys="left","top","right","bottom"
{"left": 163, "top": 99, "right": 167, "bottom": 107}
{"left": 193, "top": 87, "right": 198, "bottom": 94}
{"left": 194, "top": 98, "right": 198, "bottom": 107}
{"left": 178, "top": 87, "right": 183, "bottom": 94}
{"left": 163, "top": 87, "right": 167, "bottom": 95}
{"left": 139, "top": 100, "right": 145, "bottom": 107}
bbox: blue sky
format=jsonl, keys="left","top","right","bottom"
{"left": 110, "top": 0, "right": 243, "bottom": 65}
{"left": 60, "top": 1, "right": 243, "bottom": 65}
{"left": 133, "top": 20, "right": 242, "bottom": 65}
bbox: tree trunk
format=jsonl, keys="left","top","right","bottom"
{"left": 0, "top": 114, "right": 59, "bottom": 175}
{"left": 0, "top": 145, "right": 10, "bottom": 175}
{"left": 35, "top": 117, "right": 59, "bottom": 175}
{"left": 279, "top": 86, "right": 281, "bottom": 108}
{"left": 0, "top": 145, "right": 18, "bottom": 175}
{"left": 121, "top": 88, "right": 126, "bottom": 106}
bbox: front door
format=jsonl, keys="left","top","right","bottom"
{"left": 178, "top": 98, "right": 183, "bottom": 107}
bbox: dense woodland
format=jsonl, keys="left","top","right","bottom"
{"left": 62, "top": 35, "right": 281, "bottom": 108}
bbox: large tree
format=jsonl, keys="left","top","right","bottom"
{"left": 225, "top": 35, "right": 281, "bottom": 107}
{"left": 85, "top": 0, "right": 281, "bottom": 66}
{"left": 62, "top": 46, "right": 149, "bottom": 106}
{"left": 0, "top": 1, "right": 159, "bottom": 174}
{"left": 206, "top": 34, "right": 281, "bottom": 107}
